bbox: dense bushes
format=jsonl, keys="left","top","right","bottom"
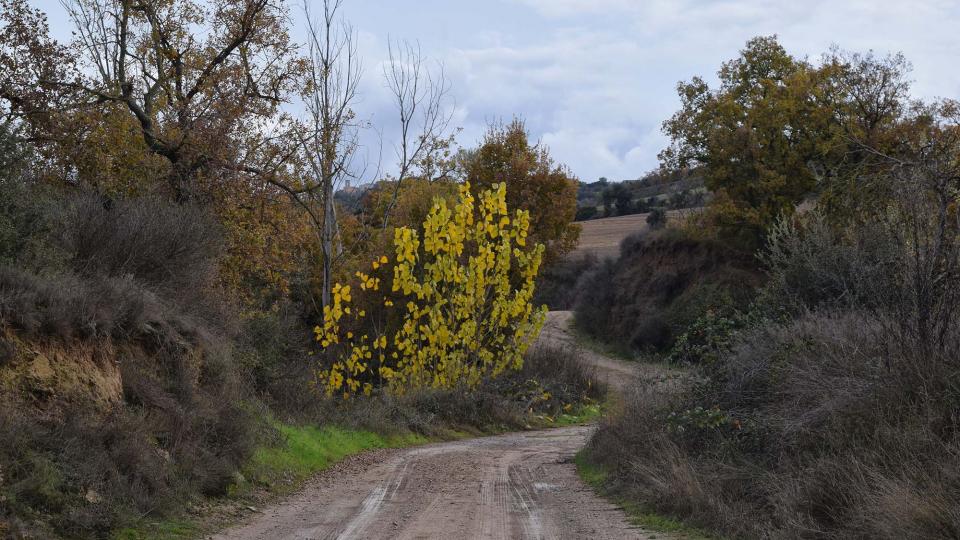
{"left": 589, "top": 310, "right": 960, "bottom": 539}
{"left": 584, "top": 125, "right": 960, "bottom": 538}
{"left": 57, "top": 194, "right": 222, "bottom": 295}
{"left": 303, "top": 343, "right": 606, "bottom": 437}
{"left": 0, "top": 267, "right": 164, "bottom": 340}
{"left": 574, "top": 228, "right": 761, "bottom": 354}
{"left": 0, "top": 384, "right": 258, "bottom": 538}
{"left": 0, "top": 184, "right": 265, "bottom": 537}
{"left": 533, "top": 253, "right": 597, "bottom": 310}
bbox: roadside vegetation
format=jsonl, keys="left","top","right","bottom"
{"left": 577, "top": 37, "right": 960, "bottom": 539}
{"left": 0, "top": 0, "right": 594, "bottom": 538}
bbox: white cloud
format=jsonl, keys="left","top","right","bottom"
{"left": 30, "top": 0, "right": 960, "bottom": 182}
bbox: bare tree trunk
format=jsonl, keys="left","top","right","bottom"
{"left": 299, "top": 0, "right": 363, "bottom": 309}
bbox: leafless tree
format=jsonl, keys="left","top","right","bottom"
{"left": 295, "top": 0, "right": 367, "bottom": 309}
{"left": 291, "top": 0, "right": 455, "bottom": 308}
{"left": 379, "top": 38, "right": 455, "bottom": 229}
{"left": 875, "top": 106, "right": 960, "bottom": 361}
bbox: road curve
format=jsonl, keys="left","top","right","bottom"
{"left": 211, "top": 312, "right": 661, "bottom": 540}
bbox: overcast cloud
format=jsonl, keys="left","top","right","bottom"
{"left": 32, "top": 0, "right": 960, "bottom": 182}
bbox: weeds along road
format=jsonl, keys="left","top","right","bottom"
{"left": 211, "top": 312, "right": 664, "bottom": 540}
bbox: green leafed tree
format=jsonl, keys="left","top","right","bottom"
{"left": 660, "top": 36, "right": 846, "bottom": 246}
{"left": 661, "top": 36, "right": 915, "bottom": 247}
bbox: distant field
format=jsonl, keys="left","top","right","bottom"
{"left": 570, "top": 213, "right": 650, "bottom": 260}
{"left": 570, "top": 209, "right": 699, "bottom": 260}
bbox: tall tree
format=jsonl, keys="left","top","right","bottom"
{"left": 378, "top": 39, "right": 455, "bottom": 229}
{"left": 661, "top": 36, "right": 842, "bottom": 246}
{"left": 464, "top": 119, "right": 580, "bottom": 262}
{"left": 58, "top": 0, "right": 303, "bottom": 202}
{"left": 661, "top": 36, "right": 914, "bottom": 246}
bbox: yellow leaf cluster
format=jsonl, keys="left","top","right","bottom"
{"left": 314, "top": 183, "right": 547, "bottom": 397}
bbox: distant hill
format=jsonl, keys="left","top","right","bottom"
{"left": 575, "top": 168, "right": 707, "bottom": 221}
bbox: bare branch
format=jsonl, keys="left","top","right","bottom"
{"left": 380, "top": 37, "right": 455, "bottom": 229}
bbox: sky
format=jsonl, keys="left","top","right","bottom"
{"left": 30, "top": 0, "right": 960, "bottom": 183}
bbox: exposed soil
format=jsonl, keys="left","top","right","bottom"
{"left": 209, "top": 312, "right": 670, "bottom": 540}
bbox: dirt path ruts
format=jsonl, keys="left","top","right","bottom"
{"left": 211, "top": 311, "right": 663, "bottom": 540}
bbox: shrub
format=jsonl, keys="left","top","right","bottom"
{"left": 574, "top": 206, "right": 598, "bottom": 221}
{"left": 0, "top": 397, "right": 259, "bottom": 538}
{"left": 760, "top": 211, "right": 899, "bottom": 315}
{"left": 665, "top": 305, "right": 753, "bottom": 366}
{"left": 315, "top": 183, "right": 547, "bottom": 397}
{"left": 588, "top": 311, "right": 960, "bottom": 539}
{"left": 533, "top": 254, "right": 597, "bottom": 310}
{"left": 235, "top": 305, "right": 315, "bottom": 413}
{"left": 56, "top": 194, "right": 222, "bottom": 295}
{"left": 574, "top": 227, "right": 761, "bottom": 353}
{"left": 302, "top": 343, "right": 606, "bottom": 437}
{"left": 0, "top": 177, "right": 63, "bottom": 270}
{"left": 646, "top": 207, "right": 667, "bottom": 229}
{"left": 0, "top": 266, "right": 164, "bottom": 340}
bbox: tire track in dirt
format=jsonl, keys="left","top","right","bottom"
{"left": 211, "top": 312, "right": 668, "bottom": 540}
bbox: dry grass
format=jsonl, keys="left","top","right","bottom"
{"left": 586, "top": 312, "right": 960, "bottom": 539}
{"left": 571, "top": 209, "right": 700, "bottom": 260}
{"left": 571, "top": 214, "right": 651, "bottom": 260}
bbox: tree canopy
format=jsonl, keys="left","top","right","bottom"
{"left": 660, "top": 36, "right": 914, "bottom": 246}
{"left": 464, "top": 119, "right": 580, "bottom": 262}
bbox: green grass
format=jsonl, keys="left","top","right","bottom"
{"left": 574, "top": 450, "right": 715, "bottom": 539}
{"left": 242, "top": 423, "right": 427, "bottom": 493}
{"left": 553, "top": 402, "right": 602, "bottom": 426}
{"left": 112, "top": 520, "right": 201, "bottom": 540}
{"left": 114, "top": 422, "right": 428, "bottom": 540}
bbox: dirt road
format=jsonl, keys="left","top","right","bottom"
{"left": 211, "top": 312, "right": 661, "bottom": 540}
{"left": 536, "top": 311, "right": 671, "bottom": 393}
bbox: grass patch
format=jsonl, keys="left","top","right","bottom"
{"left": 115, "top": 421, "right": 428, "bottom": 540}
{"left": 553, "top": 402, "right": 602, "bottom": 426}
{"left": 242, "top": 423, "right": 428, "bottom": 494}
{"left": 574, "top": 450, "right": 714, "bottom": 540}
{"left": 112, "top": 520, "right": 201, "bottom": 540}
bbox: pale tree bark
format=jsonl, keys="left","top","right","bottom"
{"left": 298, "top": 0, "right": 364, "bottom": 309}
{"left": 294, "top": 1, "right": 455, "bottom": 309}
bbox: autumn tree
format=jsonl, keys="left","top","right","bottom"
{"left": 56, "top": 0, "right": 304, "bottom": 202}
{"left": 1, "top": 0, "right": 317, "bottom": 309}
{"left": 660, "top": 37, "right": 844, "bottom": 246}
{"left": 661, "top": 36, "right": 915, "bottom": 247}
{"left": 463, "top": 119, "right": 580, "bottom": 262}
{"left": 315, "top": 183, "right": 546, "bottom": 397}
{"left": 816, "top": 48, "right": 915, "bottom": 220}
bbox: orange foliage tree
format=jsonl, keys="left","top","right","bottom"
{"left": 463, "top": 119, "right": 580, "bottom": 263}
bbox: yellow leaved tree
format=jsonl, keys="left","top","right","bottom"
{"left": 314, "top": 182, "right": 547, "bottom": 397}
